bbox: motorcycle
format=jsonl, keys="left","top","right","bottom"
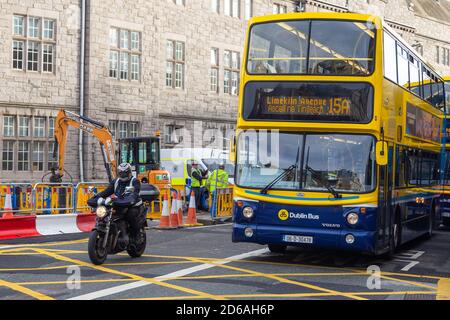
{"left": 87, "top": 195, "right": 148, "bottom": 265}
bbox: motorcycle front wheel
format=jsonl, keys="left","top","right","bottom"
{"left": 88, "top": 230, "right": 108, "bottom": 265}
{"left": 127, "top": 230, "right": 147, "bottom": 258}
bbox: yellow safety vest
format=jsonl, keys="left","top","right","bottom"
{"left": 191, "top": 168, "right": 202, "bottom": 187}
{"left": 207, "top": 169, "right": 228, "bottom": 193}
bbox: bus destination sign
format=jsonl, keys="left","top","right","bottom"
{"left": 264, "top": 96, "right": 352, "bottom": 117}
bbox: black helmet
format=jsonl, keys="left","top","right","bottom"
{"left": 118, "top": 163, "right": 132, "bottom": 182}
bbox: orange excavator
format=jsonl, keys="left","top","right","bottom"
{"left": 53, "top": 109, "right": 117, "bottom": 182}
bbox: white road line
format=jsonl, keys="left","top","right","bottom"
{"left": 393, "top": 259, "right": 421, "bottom": 271}
{"left": 409, "top": 251, "right": 425, "bottom": 260}
{"left": 400, "top": 261, "right": 420, "bottom": 272}
{"left": 67, "top": 248, "right": 269, "bottom": 300}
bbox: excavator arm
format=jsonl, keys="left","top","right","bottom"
{"left": 54, "top": 110, "right": 117, "bottom": 182}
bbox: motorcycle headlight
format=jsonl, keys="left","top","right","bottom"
{"left": 96, "top": 206, "right": 107, "bottom": 218}
{"left": 242, "top": 206, "right": 254, "bottom": 219}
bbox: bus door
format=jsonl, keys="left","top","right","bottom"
{"left": 378, "top": 146, "right": 394, "bottom": 250}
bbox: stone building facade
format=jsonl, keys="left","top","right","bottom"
{"left": 0, "top": 0, "right": 449, "bottom": 182}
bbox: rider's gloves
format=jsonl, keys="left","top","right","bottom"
{"left": 97, "top": 197, "right": 105, "bottom": 206}
{"left": 105, "top": 197, "right": 113, "bottom": 206}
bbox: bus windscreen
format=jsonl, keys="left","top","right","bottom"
{"left": 243, "top": 81, "right": 373, "bottom": 123}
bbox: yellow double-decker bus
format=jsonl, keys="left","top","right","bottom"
{"left": 231, "top": 12, "right": 446, "bottom": 255}
{"left": 440, "top": 77, "right": 450, "bottom": 227}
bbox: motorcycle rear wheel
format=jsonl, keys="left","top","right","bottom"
{"left": 127, "top": 231, "right": 147, "bottom": 258}
{"left": 88, "top": 230, "right": 108, "bottom": 265}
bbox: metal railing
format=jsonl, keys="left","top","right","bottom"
{"left": 209, "top": 187, "right": 234, "bottom": 219}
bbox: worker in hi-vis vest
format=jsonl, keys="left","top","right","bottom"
{"left": 191, "top": 161, "right": 207, "bottom": 210}
{"left": 206, "top": 163, "right": 229, "bottom": 194}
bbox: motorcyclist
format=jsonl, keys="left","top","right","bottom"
{"left": 89, "top": 163, "right": 145, "bottom": 245}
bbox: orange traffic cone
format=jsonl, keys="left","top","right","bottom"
{"left": 170, "top": 192, "right": 179, "bottom": 228}
{"left": 2, "top": 186, "right": 14, "bottom": 218}
{"left": 184, "top": 191, "right": 202, "bottom": 227}
{"left": 177, "top": 191, "right": 184, "bottom": 226}
{"left": 156, "top": 193, "right": 175, "bottom": 229}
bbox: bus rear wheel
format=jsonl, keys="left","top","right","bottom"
{"left": 268, "top": 244, "right": 287, "bottom": 253}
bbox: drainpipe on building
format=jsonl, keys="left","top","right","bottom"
{"left": 79, "top": 0, "right": 86, "bottom": 182}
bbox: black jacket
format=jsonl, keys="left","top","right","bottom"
{"left": 88, "top": 177, "right": 142, "bottom": 208}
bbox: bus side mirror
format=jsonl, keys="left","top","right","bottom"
{"left": 229, "top": 136, "right": 236, "bottom": 162}
{"left": 376, "top": 141, "right": 388, "bottom": 166}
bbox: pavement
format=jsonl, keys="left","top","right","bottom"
{"left": 0, "top": 221, "right": 449, "bottom": 300}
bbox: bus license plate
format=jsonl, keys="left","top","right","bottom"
{"left": 283, "top": 235, "right": 313, "bottom": 244}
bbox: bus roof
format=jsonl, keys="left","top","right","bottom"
{"left": 248, "top": 12, "right": 382, "bottom": 26}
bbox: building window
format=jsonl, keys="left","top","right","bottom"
{"left": 166, "top": 40, "right": 185, "bottom": 89}
{"left": 13, "top": 15, "right": 25, "bottom": 36}
{"left": 3, "top": 116, "right": 15, "bottom": 137}
{"left": 18, "top": 116, "right": 30, "bottom": 137}
{"left": 109, "top": 120, "right": 139, "bottom": 139}
{"left": 109, "top": 51, "right": 118, "bottom": 78}
{"left": 48, "top": 117, "right": 55, "bottom": 138}
{"left": 119, "top": 121, "right": 128, "bottom": 139}
{"left": 2, "top": 141, "right": 14, "bottom": 171}
{"left": 12, "top": 15, "right": 55, "bottom": 73}
{"left": 245, "top": 0, "right": 253, "bottom": 20}
{"left": 18, "top": 141, "right": 29, "bottom": 171}
{"left": 120, "top": 52, "right": 129, "bottom": 80}
{"left": 48, "top": 141, "right": 57, "bottom": 170}
{"left": 210, "top": 48, "right": 219, "bottom": 92}
{"left": 225, "top": 0, "right": 240, "bottom": 17}
{"left": 34, "top": 117, "right": 45, "bottom": 137}
{"left": 32, "top": 141, "right": 44, "bottom": 171}
{"left": 12, "top": 41, "right": 24, "bottom": 70}
{"left": 43, "top": 19, "right": 55, "bottom": 40}
{"left": 131, "top": 32, "right": 140, "bottom": 50}
{"left": 131, "top": 55, "right": 140, "bottom": 81}
{"left": 109, "top": 27, "right": 141, "bottom": 81}
{"left": 273, "top": 3, "right": 287, "bottom": 14}
{"left": 27, "top": 41, "right": 39, "bottom": 71}
{"left": 42, "top": 44, "right": 54, "bottom": 73}
{"left": 212, "top": 0, "right": 220, "bottom": 13}
{"left": 28, "top": 17, "right": 40, "bottom": 38}
{"left": 109, "top": 120, "right": 117, "bottom": 139}
{"left": 129, "top": 122, "right": 138, "bottom": 137}
{"left": 164, "top": 124, "right": 182, "bottom": 144}
{"left": 120, "top": 30, "right": 129, "bottom": 50}
{"left": 224, "top": 50, "right": 240, "bottom": 95}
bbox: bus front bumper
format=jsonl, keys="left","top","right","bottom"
{"left": 232, "top": 223, "right": 377, "bottom": 254}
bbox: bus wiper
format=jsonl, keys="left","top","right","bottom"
{"left": 260, "top": 164, "right": 297, "bottom": 194}
{"left": 305, "top": 165, "right": 342, "bottom": 199}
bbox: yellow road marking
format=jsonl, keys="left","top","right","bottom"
{"left": 180, "top": 256, "right": 367, "bottom": 300}
{"left": 119, "top": 253, "right": 449, "bottom": 291}
{"left": 126, "top": 290, "right": 436, "bottom": 300}
{"left": 0, "top": 278, "right": 54, "bottom": 300}
{"left": 33, "top": 248, "right": 226, "bottom": 300}
{"left": 437, "top": 278, "right": 450, "bottom": 300}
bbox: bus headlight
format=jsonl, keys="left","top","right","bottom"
{"left": 96, "top": 206, "right": 107, "bottom": 218}
{"left": 242, "top": 206, "right": 254, "bottom": 219}
{"left": 346, "top": 212, "right": 359, "bottom": 225}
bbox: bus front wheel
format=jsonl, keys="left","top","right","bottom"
{"left": 268, "top": 244, "right": 287, "bottom": 253}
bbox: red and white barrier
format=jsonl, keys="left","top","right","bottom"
{"left": 0, "top": 213, "right": 96, "bottom": 240}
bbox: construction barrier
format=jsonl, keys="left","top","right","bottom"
{"left": 0, "top": 182, "right": 185, "bottom": 219}
{"left": 0, "top": 183, "right": 34, "bottom": 214}
{"left": 210, "top": 187, "right": 234, "bottom": 219}
{"left": 0, "top": 213, "right": 96, "bottom": 240}
{"left": 75, "top": 182, "right": 108, "bottom": 213}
